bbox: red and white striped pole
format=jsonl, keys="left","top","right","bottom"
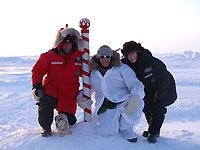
{"left": 79, "top": 18, "right": 92, "bottom": 122}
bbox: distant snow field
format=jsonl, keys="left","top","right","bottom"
{"left": 0, "top": 51, "right": 200, "bottom": 150}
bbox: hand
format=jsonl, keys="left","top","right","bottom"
{"left": 124, "top": 94, "right": 140, "bottom": 115}
{"left": 32, "top": 88, "right": 43, "bottom": 102}
{"left": 77, "top": 91, "right": 93, "bottom": 109}
{"left": 78, "top": 97, "right": 93, "bottom": 109}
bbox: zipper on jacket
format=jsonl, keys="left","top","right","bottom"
{"left": 62, "top": 55, "right": 70, "bottom": 70}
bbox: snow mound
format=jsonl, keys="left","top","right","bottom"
{"left": 183, "top": 51, "right": 200, "bottom": 60}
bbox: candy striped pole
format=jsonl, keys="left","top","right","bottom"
{"left": 79, "top": 18, "right": 92, "bottom": 122}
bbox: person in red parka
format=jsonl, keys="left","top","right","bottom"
{"left": 31, "top": 27, "right": 85, "bottom": 137}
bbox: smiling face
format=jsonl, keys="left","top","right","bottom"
{"left": 127, "top": 51, "right": 137, "bottom": 63}
{"left": 99, "top": 56, "right": 111, "bottom": 67}
{"left": 62, "top": 42, "right": 72, "bottom": 53}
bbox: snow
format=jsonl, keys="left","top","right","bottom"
{"left": 0, "top": 51, "right": 200, "bottom": 150}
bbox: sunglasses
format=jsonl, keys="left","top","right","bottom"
{"left": 63, "top": 39, "right": 72, "bottom": 43}
{"left": 99, "top": 55, "right": 111, "bottom": 59}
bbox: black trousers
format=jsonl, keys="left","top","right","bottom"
{"left": 143, "top": 100, "right": 167, "bottom": 135}
{"left": 37, "top": 95, "right": 77, "bottom": 129}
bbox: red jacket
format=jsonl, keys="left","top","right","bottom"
{"left": 32, "top": 49, "right": 84, "bottom": 114}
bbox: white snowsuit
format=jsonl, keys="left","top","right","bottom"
{"left": 90, "top": 59, "right": 144, "bottom": 139}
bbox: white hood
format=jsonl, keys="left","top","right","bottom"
{"left": 53, "top": 27, "right": 86, "bottom": 52}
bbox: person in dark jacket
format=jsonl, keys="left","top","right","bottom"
{"left": 121, "top": 41, "right": 177, "bottom": 143}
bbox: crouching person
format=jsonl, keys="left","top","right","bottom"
{"left": 88, "top": 45, "right": 144, "bottom": 142}
{"left": 31, "top": 27, "right": 86, "bottom": 137}
{"left": 121, "top": 41, "right": 177, "bottom": 143}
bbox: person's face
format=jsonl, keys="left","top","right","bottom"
{"left": 62, "top": 42, "right": 72, "bottom": 53}
{"left": 99, "top": 56, "right": 111, "bottom": 67}
{"left": 127, "top": 51, "right": 137, "bottom": 63}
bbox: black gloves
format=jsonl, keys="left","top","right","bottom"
{"left": 32, "top": 83, "right": 43, "bottom": 102}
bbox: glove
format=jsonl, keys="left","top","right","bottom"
{"left": 32, "top": 88, "right": 43, "bottom": 102}
{"left": 124, "top": 93, "right": 140, "bottom": 115}
{"left": 77, "top": 91, "right": 93, "bottom": 109}
{"left": 78, "top": 97, "right": 93, "bottom": 109}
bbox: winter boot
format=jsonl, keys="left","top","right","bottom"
{"left": 142, "top": 131, "right": 160, "bottom": 138}
{"left": 147, "top": 134, "right": 159, "bottom": 143}
{"left": 127, "top": 137, "right": 137, "bottom": 143}
{"left": 142, "top": 131, "right": 149, "bottom": 137}
{"left": 120, "top": 129, "right": 138, "bottom": 143}
{"left": 41, "top": 127, "right": 52, "bottom": 137}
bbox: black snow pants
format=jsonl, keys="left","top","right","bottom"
{"left": 37, "top": 95, "right": 77, "bottom": 129}
{"left": 143, "top": 95, "right": 167, "bottom": 135}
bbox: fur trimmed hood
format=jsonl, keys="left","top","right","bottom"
{"left": 89, "top": 50, "right": 120, "bottom": 70}
{"left": 53, "top": 28, "right": 85, "bottom": 52}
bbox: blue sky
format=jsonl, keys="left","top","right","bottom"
{"left": 0, "top": 0, "right": 200, "bottom": 56}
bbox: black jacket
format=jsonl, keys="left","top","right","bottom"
{"left": 121, "top": 49, "right": 177, "bottom": 106}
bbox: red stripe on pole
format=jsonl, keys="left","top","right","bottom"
{"left": 84, "top": 108, "right": 92, "bottom": 114}
{"left": 84, "top": 48, "right": 89, "bottom": 54}
{"left": 83, "top": 94, "right": 91, "bottom": 100}
{"left": 83, "top": 82, "right": 91, "bottom": 89}
{"left": 82, "top": 70, "right": 90, "bottom": 76}
{"left": 81, "top": 30, "right": 89, "bottom": 33}
{"left": 82, "top": 58, "right": 89, "bottom": 64}
{"left": 82, "top": 36, "right": 89, "bottom": 42}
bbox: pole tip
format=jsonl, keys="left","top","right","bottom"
{"left": 79, "top": 18, "right": 90, "bottom": 29}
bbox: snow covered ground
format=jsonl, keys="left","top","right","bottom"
{"left": 0, "top": 51, "right": 200, "bottom": 150}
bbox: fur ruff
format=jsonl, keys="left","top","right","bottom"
{"left": 89, "top": 50, "right": 120, "bottom": 70}
{"left": 55, "top": 113, "right": 72, "bottom": 137}
{"left": 53, "top": 28, "right": 85, "bottom": 52}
